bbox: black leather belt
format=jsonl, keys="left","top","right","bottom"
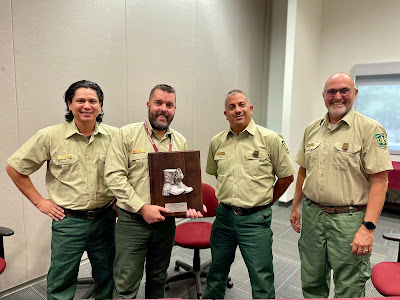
{"left": 118, "top": 207, "right": 144, "bottom": 220}
{"left": 222, "top": 203, "right": 269, "bottom": 216}
{"left": 308, "top": 199, "right": 367, "bottom": 214}
{"left": 62, "top": 201, "right": 113, "bottom": 220}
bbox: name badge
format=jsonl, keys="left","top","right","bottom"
{"left": 132, "top": 149, "right": 146, "bottom": 154}
{"left": 57, "top": 155, "right": 71, "bottom": 160}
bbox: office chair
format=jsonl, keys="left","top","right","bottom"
{"left": 371, "top": 233, "right": 400, "bottom": 296}
{"left": 0, "top": 226, "right": 14, "bottom": 275}
{"left": 165, "top": 183, "right": 233, "bottom": 298}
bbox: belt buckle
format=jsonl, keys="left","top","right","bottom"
{"left": 85, "top": 211, "right": 96, "bottom": 220}
{"left": 232, "top": 207, "right": 242, "bottom": 216}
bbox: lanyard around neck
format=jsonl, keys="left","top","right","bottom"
{"left": 144, "top": 121, "right": 173, "bottom": 152}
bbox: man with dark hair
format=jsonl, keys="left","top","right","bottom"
{"left": 202, "top": 90, "right": 296, "bottom": 299}
{"left": 290, "top": 72, "right": 393, "bottom": 298}
{"left": 6, "top": 80, "right": 117, "bottom": 300}
{"left": 105, "top": 84, "right": 203, "bottom": 299}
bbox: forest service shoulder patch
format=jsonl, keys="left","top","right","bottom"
{"left": 374, "top": 133, "right": 388, "bottom": 149}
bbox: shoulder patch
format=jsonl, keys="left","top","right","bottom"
{"left": 374, "top": 133, "right": 388, "bottom": 149}
{"left": 282, "top": 140, "right": 289, "bottom": 154}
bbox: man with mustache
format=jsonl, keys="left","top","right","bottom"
{"left": 202, "top": 89, "right": 296, "bottom": 299}
{"left": 289, "top": 72, "right": 393, "bottom": 298}
{"left": 6, "top": 80, "right": 117, "bottom": 300}
{"left": 105, "top": 84, "right": 203, "bottom": 299}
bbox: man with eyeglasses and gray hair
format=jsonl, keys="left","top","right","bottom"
{"left": 290, "top": 72, "right": 393, "bottom": 298}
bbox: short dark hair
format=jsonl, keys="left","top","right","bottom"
{"left": 64, "top": 80, "right": 104, "bottom": 122}
{"left": 149, "top": 84, "right": 176, "bottom": 101}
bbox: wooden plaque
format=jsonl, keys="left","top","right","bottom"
{"left": 148, "top": 151, "right": 203, "bottom": 217}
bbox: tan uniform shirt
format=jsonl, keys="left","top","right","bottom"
{"left": 296, "top": 108, "right": 393, "bottom": 206}
{"left": 7, "top": 121, "right": 118, "bottom": 210}
{"left": 206, "top": 119, "right": 296, "bottom": 208}
{"left": 104, "top": 120, "right": 187, "bottom": 213}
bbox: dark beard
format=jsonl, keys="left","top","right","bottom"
{"left": 148, "top": 111, "right": 174, "bottom": 131}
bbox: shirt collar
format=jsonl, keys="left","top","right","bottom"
{"left": 322, "top": 108, "right": 355, "bottom": 129}
{"left": 228, "top": 119, "right": 256, "bottom": 136}
{"left": 65, "top": 121, "right": 106, "bottom": 138}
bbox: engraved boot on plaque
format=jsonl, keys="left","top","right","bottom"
{"left": 162, "top": 169, "right": 185, "bottom": 196}
{"left": 175, "top": 168, "right": 193, "bottom": 194}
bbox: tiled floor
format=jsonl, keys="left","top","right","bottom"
{"left": 1, "top": 202, "right": 399, "bottom": 299}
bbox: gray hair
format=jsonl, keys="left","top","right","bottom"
{"left": 224, "top": 89, "right": 250, "bottom": 107}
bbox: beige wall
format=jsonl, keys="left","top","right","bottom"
{"left": 0, "top": 0, "right": 269, "bottom": 292}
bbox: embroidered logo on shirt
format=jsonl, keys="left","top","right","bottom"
{"left": 132, "top": 149, "right": 146, "bottom": 154}
{"left": 57, "top": 155, "right": 72, "bottom": 160}
{"left": 253, "top": 150, "right": 259, "bottom": 158}
{"left": 374, "top": 133, "right": 388, "bottom": 149}
{"left": 282, "top": 141, "right": 289, "bottom": 154}
{"left": 216, "top": 152, "right": 226, "bottom": 156}
{"left": 342, "top": 143, "right": 349, "bottom": 150}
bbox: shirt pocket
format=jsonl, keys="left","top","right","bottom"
{"left": 49, "top": 154, "right": 79, "bottom": 182}
{"left": 129, "top": 152, "right": 148, "bottom": 175}
{"left": 333, "top": 142, "right": 362, "bottom": 171}
{"left": 244, "top": 150, "right": 270, "bottom": 177}
{"left": 304, "top": 142, "right": 320, "bottom": 169}
{"left": 214, "top": 152, "right": 231, "bottom": 176}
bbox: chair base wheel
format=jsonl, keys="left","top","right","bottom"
{"left": 227, "top": 278, "right": 233, "bottom": 288}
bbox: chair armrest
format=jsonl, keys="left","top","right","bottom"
{"left": 383, "top": 233, "right": 400, "bottom": 242}
{"left": 0, "top": 227, "right": 14, "bottom": 237}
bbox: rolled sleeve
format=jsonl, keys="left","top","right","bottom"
{"left": 363, "top": 124, "right": 393, "bottom": 174}
{"left": 7, "top": 129, "right": 50, "bottom": 175}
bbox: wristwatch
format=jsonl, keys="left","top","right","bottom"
{"left": 362, "top": 221, "right": 376, "bottom": 230}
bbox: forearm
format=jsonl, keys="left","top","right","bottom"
{"left": 364, "top": 172, "right": 388, "bottom": 224}
{"left": 292, "top": 167, "right": 306, "bottom": 208}
{"left": 6, "top": 164, "right": 44, "bottom": 206}
{"left": 272, "top": 175, "right": 294, "bottom": 203}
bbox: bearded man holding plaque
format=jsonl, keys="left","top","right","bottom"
{"left": 105, "top": 84, "right": 203, "bottom": 299}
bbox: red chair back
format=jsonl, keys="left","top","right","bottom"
{"left": 201, "top": 183, "right": 219, "bottom": 218}
{"left": 0, "top": 258, "right": 5, "bottom": 275}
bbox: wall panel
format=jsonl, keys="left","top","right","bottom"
{"left": 126, "top": 0, "right": 194, "bottom": 145}
{"left": 0, "top": 0, "right": 28, "bottom": 291}
{"left": 193, "top": 0, "right": 267, "bottom": 184}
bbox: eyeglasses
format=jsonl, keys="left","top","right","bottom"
{"left": 324, "top": 88, "right": 355, "bottom": 97}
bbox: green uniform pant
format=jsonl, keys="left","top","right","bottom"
{"left": 203, "top": 203, "right": 275, "bottom": 299}
{"left": 299, "top": 198, "right": 371, "bottom": 298}
{"left": 47, "top": 208, "right": 116, "bottom": 300}
{"left": 113, "top": 208, "right": 175, "bottom": 299}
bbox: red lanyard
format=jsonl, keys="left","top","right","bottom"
{"left": 144, "top": 121, "right": 173, "bottom": 152}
